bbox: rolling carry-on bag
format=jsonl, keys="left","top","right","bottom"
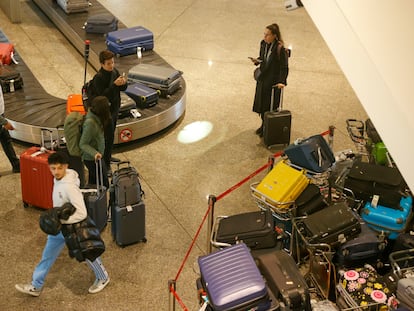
{"left": 198, "top": 243, "right": 271, "bottom": 311}
{"left": 298, "top": 202, "right": 361, "bottom": 247}
{"left": 293, "top": 183, "right": 327, "bottom": 217}
{"left": 252, "top": 160, "right": 309, "bottom": 209}
{"left": 82, "top": 160, "right": 107, "bottom": 232}
{"left": 127, "top": 63, "right": 182, "bottom": 98}
{"left": 56, "top": 0, "right": 90, "bottom": 14}
{"left": 283, "top": 134, "right": 335, "bottom": 173}
{"left": 111, "top": 200, "right": 146, "bottom": 246}
{"left": 110, "top": 161, "right": 143, "bottom": 208}
{"left": 211, "top": 209, "right": 277, "bottom": 250}
{"left": 256, "top": 250, "right": 311, "bottom": 311}
{"left": 361, "top": 195, "right": 412, "bottom": 240}
{"left": 106, "top": 26, "right": 154, "bottom": 56}
{"left": 118, "top": 92, "right": 136, "bottom": 119}
{"left": 20, "top": 130, "right": 55, "bottom": 209}
{"left": 263, "top": 87, "right": 291, "bottom": 148}
{"left": 84, "top": 13, "right": 118, "bottom": 34}
{"left": 124, "top": 82, "right": 159, "bottom": 108}
{"left": 0, "top": 65, "right": 23, "bottom": 93}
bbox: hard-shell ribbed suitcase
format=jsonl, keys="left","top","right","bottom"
{"left": 212, "top": 209, "right": 277, "bottom": 250}
{"left": 127, "top": 63, "right": 182, "bottom": 98}
{"left": 299, "top": 202, "right": 361, "bottom": 247}
{"left": 263, "top": 88, "right": 291, "bottom": 148}
{"left": 257, "top": 250, "right": 311, "bottom": 311}
{"left": 111, "top": 200, "right": 146, "bottom": 246}
{"left": 106, "top": 26, "right": 154, "bottom": 56}
{"left": 361, "top": 196, "right": 412, "bottom": 240}
{"left": 84, "top": 13, "right": 118, "bottom": 34}
{"left": 253, "top": 160, "right": 309, "bottom": 209}
{"left": 198, "top": 243, "right": 270, "bottom": 311}
{"left": 56, "top": 0, "right": 90, "bottom": 14}
{"left": 283, "top": 134, "right": 335, "bottom": 173}
{"left": 66, "top": 94, "right": 86, "bottom": 115}
{"left": 124, "top": 82, "right": 159, "bottom": 108}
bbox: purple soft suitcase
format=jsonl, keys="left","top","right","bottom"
{"left": 106, "top": 26, "right": 154, "bottom": 56}
{"left": 198, "top": 243, "right": 270, "bottom": 311}
{"left": 124, "top": 82, "right": 159, "bottom": 108}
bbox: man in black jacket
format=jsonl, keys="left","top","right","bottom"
{"left": 92, "top": 50, "right": 127, "bottom": 174}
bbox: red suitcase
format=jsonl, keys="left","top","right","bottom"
{"left": 20, "top": 131, "right": 55, "bottom": 209}
{"left": 0, "top": 42, "right": 16, "bottom": 65}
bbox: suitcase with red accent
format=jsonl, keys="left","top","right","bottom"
{"left": 20, "top": 130, "right": 55, "bottom": 209}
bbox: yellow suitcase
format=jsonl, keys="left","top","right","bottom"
{"left": 253, "top": 160, "right": 310, "bottom": 209}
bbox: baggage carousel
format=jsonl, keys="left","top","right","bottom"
{"left": 3, "top": 0, "right": 186, "bottom": 145}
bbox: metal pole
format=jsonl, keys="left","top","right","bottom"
{"left": 328, "top": 125, "right": 335, "bottom": 150}
{"left": 168, "top": 279, "right": 176, "bottom": 311}
{"left": 206, "top": 195, "right": 217, "bottom": 254}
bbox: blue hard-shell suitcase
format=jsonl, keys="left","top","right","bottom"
{"left": 361, "top": 196, "right": 412, "bottom": 239}
{"left": 124, "top": 82, "right": 159, "bottom": 108}
{"left": 198, "top": 243, "right": 270, "bottom": 311}
{"left": 106, "top": 26, "right": 153, "bottom": 56}
{"left": 284, "top": 134, "right": 335, "bottom": 173}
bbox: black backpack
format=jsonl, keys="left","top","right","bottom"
{"left": 81, "top": 79, "right": 96, "bottom": 111}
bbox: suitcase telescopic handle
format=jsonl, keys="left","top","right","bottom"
{"left": 40, "top": 128, "right": 54, "bottom": 151}
{"left": 270, "top": 86, "right": 284, "bottom": 112}
{"left": 116, "top": 160, "right": 130, "bottom": 169}
{"left": 95, "top": 158, "right": 104, "bottom": 195}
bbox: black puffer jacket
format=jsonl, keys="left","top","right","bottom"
{"left": 61, "top": 216, "right": 105, "bottom": 262}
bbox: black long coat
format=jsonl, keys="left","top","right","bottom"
{"left": 252, "top": 40, "right": 289, "bottom": 114}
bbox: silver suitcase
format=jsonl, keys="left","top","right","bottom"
{"left": 56, "top": 0, "right": 90, "bottom": 14}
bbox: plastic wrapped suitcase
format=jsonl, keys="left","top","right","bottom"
{"left": 210, "top": 209, "right": 277, "bottom": 250}
{"left": 397, "top": 277, "right": 414, "bottom": 310}
{"left": 56, "top": 0, "right": 90, "bottom": 14}
{"left": 298, "top": 202, "right": 361, "bottom": 247}
{"left": 361, "top": 196, "right": 412, "bottom": 240}
{"left": 198, "top": 243, "right": 271, "bottom": 311}
{"left": 118, "top": 92, "right": 136, "bottom": 118}
{"left": 82, "top": 160, "right": 107, "bottom": 232}
{"left": 263, "top": 88, "right": 291, "bottom": 148}
{"left": 20, "top": 130, "right": 55, "bottom": 209}
{"left": 256, "top": 250, "right": 311, "bottom": 311}
{"left": 106, "top": 26, "right": 154, "bottom": 56}
{"left": 111, "top": 200, "right": 146, "bottom": 246}
{"left": 124, "top": 82, "right": 159, "bottom": 108}
{"left": 127, "top": 63, "right": 182, "bottom": 98}
{"left": 84, "top": 13, "right": 118, "bottom": 34}
{"left": 252, "top": 160, "right": 309, "bottom": 210}
{"left": 66, "top": 94, "right": 86, "bottom": 115}
{"left": 283, "top": 134, "right": 335, "bottom": 173}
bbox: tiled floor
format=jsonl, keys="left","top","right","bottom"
{"left": 0, "top": 1, "right": 367, "bottom": 310}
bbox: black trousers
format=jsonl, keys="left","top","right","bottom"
{"left": 84, "top": 159, "right": 109, "bottom": 189}
{"left": 0, "top": 126, "right": 19, "bottom": 169}
{"left": 68, "top": 155, "right": 85, "bottom": 188}
{"left": 103, "top": 105, "right": 119, "bottom": 169}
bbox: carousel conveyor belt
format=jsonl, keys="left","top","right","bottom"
{"left": 2, "top": 0, "right": 186, "bottom": 145}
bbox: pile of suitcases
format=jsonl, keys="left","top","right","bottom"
{"left": 198, "top": 131, "right": 414, "bottom": 310}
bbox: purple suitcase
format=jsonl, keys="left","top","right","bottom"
{"left": 106, "top": 26, "right": 154, "bottom": 56}
{"left": 198, "top": 243, "right": 270, "bottom": 311}
{"left": 124, "top": 82, "right": 159, "bottom": 108}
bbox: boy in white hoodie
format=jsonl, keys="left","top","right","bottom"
{"left": 15, "top": 152, "right": 110, "bottom": 296}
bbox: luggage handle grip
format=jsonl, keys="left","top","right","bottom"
{"left": 95, "top": 158, "right": 104, "bottom": 195}
{"left": 210, "top": 216, "right": 232, "bottom": 248}
{"left": 270, "top": 86, "right": 284, "bottom": 112}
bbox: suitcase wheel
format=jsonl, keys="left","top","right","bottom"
{"left": 23, "top": 201, "right": 29, "bottom": 208}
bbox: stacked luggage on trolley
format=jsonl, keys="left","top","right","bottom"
{"left": 196, "top": 127, "right": 414, "bottom": 310}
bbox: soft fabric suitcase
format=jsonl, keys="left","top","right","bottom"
{"left": 253, "top": 160, "right": 309, "bottom": 209}
{"left": 110, "top": 161, "right": 143, "bottom": 208}
{"left": 397, "top": 277, "right": 414, "bottom": 309}
{"left": 84, "top": 13, "right": 118, "bottom": 34}
{"left": 82, "top": 161, "right": 107, "bottom": 232}
{"left": 263, "top": 88, "right": 291, "bottom": 148}
{"left": 299, "top": 202, "right": 361, "bottom": 247}
{"left": 198, "top": 243, "right": 270, "bottom": 311}
{"left": 106, "top": 26, "right": 154, "bottom": 56}
{"left": 56, "top": 0, "right": 90, "bottom": 14}
{"left": 212, "top": 209, "right": 277, "bottom": 250}
{"left": 293, "top": 183, "right": 327, "bottom": 217}
{"left": 127, "top": 63, "right": 182, "bottom": 98}
{"left": 256, "top": 250, "right": 311, "bottom": 311}
{"left": 111, "top": 200, "right": 146, "bottom": 246}
{"left": 361, "top": 196, "right": 412, "bottom": 240}
{"left": 0, "top": 65, "right": 23, "bottom": 93}
{"left": 284, "top": 134, "right": 335, "bottom": 173}
{"left": 66, "top": 94, "right": 86, "bottom": 115}
{"left": 118, "top": 92, "right": 136, "bottom": 118}
{"left": 344, "top": 160, "right": 407, "bottom": 209}
{"left": 124, "top": 82, "right": 159, "bottom": 108}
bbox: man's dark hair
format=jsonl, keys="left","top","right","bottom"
{"left": 48, "top": 151, "right": 69, "bottom": 165}
{"left": 99, "top": 50, "right": 115, "bottom": 64}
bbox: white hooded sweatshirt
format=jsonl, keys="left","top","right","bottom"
{"left": 52, "top": 169, "right": 87, "bottom": 224}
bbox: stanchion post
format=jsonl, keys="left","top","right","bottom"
{"left": 328, "top": 125, "right": 335, "bottom": 150}
{"left": 168, "top": 279, "right": 176, "bottom": 311}
{"left": 206, "top": 195, "right": 217, "bottom": 254}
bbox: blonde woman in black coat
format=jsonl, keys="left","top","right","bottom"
{"left": 252, "top": 23, "right": 289, "bottom": 136}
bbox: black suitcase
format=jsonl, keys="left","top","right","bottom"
{"left": 0, "top": 65, "right": 23, "bottom": 93}
{"left": 118, "top": 92, "right": 136, "bottom": 119}
{"left": 257, "top": 250, "right": 311, "bottom": 311}
{"left": 82, "top": 160, "right": 108, "bottom": 232}
{"left": 263, "top": 87, "right": 291, "bottom": 148}
{"left": 212, "top": 209, "right": 277, "bottom": 250}
{"left": 298, "top": 202, "right": 361, "bottom": 247}
{"left": 84, "top": 13, "right": 118, "bottom": 34}
{"left": 111, "top": 200, "right": 146, "bottom": 246}
{"left": 293, "top": 183, "right": 327, "bottom": 217}
{"left": 365, "top": 118, "right": 382, "bottom": 144}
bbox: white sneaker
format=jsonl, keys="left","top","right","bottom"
{"left": 88, "top": 278, "right": 110, "bottom": 294}
{"left": 15, "top": 283, "right": 42, "bottom": 297}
